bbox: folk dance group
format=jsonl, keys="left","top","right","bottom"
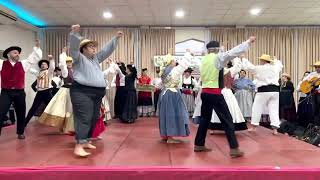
{"left": 3, "top": 23, "right": 317, "bottom": 158}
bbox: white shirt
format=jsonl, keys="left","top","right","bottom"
{"left": 241, "top": 58, "right": 283, "bottom": 88}
{"left": 52, "top": 76, "right": 63, "bottom": 88}
{"left": 152, "top": 77, "right": 162, "bottom": 89}
{"left": 0, "top": 47, "right": 42, "bottom": 74}
{"left": 103, "top": 63, "right": 120, "bottom": 89}
{"left": 111, "top": 65, "right": 125, "bottom": 87}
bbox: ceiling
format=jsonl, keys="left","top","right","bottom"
{"left": 6, "top": 0, "right": 320, "bottom": 27}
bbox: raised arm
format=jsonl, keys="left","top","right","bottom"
{"left": 228, "top": 57, "right": 242, "bottom": 78}
{"left": 217, "top": 36, "right": 256, "bottom": 69}
{"left": 21, "top": 40, "right": 43, "bottom": 72}
{"left": 96, "top": 31, "right": 123, "bottom": 63}
{"left": 59, "top": 52, "right": 68, "bottom": 78}
{"left": 48, "top": 55, "right": 55, "bottom": 73}
{"left": 69, "top": 24, "right": 82, "bottom": 61}
{"left": 241, "top": 58, "right": 257, "bottom": 74}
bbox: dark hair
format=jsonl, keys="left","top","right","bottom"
{"left": 118, "top": 62, "right": 127, "bottom": 75}
{"left": 240, "top": 70, "right": 246, "bottom": 74}
{"left": 227, "top": 61, "right": 233, "bottom": 68}
{"left": 127, "top": 64, "right": 137, "bottom": 79}
{"left": 304, "top": 71, "right": 311, "bottom": 74}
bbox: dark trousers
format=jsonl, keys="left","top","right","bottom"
{"left": 154, "top": 90, "right": 161, "bottom": 113}
{"left": 194, "top": 93, "right": 239, "bottom": 149}
{"left": 114, "top": 86, "right": 125, "bottom": 118}
{"left": 70, "top": 82, "right": 105, "bottom": 144}
{"left": 0, "top": 89, "right": 26, "bottom": 135}
{"left": 25, "top": 89, "right": 52, "bottom": 126}
{"left": 312, "top": 93, "right": 320, "bottom": 125}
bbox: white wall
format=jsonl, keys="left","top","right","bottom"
{"left": 175, "top": 29, "right": 206, "bottom": 43}
{"left": 0, "top": 24, "right": 37, "bottom": 112}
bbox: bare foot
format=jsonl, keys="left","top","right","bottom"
{"left": 273, "top": 129, "right": 278, "bottom": 135}
{"left": 74, "top": 144, "right": 91, "bottom": 157}
{"left": 248, "top": 127, "right": 256, "bottom": 132}
{"left": 84, "top": 143, "right": 96, "bottom": 149}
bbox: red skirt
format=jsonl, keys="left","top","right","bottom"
{"left": 92, "top": 106, "right": 106, "bottom": 138}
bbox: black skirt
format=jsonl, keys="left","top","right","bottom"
{"left": 120, "top": 89, "right": 138, "bottom": 123}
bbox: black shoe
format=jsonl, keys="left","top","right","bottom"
{"left": 194, "top": 145, "right": 212, "bottom": 152}
{"left": 18, "top": 134, "right": 25, "bottom": 140}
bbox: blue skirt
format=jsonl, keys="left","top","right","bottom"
{"left": 158, "top": 89, "right": 190, "bottom": 137}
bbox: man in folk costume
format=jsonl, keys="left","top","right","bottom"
{"left": 137, "top": 68, "right": 153, "bottom": 117}
{"left": 25, "top": 55, "right": 55, "bottom": 127}
{"left": 302, "top": 61, "right": 320, "bottom": 125}
{"left": 241, "top": 54, "right": 283, "bottom": 135}
{"left": 194, "top": 36, "right": 256, "bottom": 158}
{"left": 0, "top": 41, "right": 42, "bottom": 139}
{"left": 69, "top": 24, "right": 123, "bottom": 157}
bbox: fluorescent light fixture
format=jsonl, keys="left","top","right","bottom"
{"left": 175, "top": 10, "right": 185, "bottom": 18}
{"left": 103, "top": 12, "right": 113, "bottom": 19}
{"left": 0, "top": 1, "right": 46, "bottom": 26}
{"left": 164, "top": 27, "right": 171, "bottom": 29}
{"left": 250, "top": 8, "right": 261, "bottom": 15}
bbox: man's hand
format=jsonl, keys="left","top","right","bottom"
{"left": 116, "top": 31, "right": 123, "bottom": 38}
{"left": 48, "top": 55, "right": 53, "bottom": 60}
{"left": 71, "top": 24, "right": 80, "bottom": 33}
{"left": 248, "top": 36, "right": 256, "bottom": 43}
{"left": 35, "top": 39, "right": 40, "bottom": 47}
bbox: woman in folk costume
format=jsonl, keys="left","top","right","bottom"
{"left": 181, "top": 67, "right": 198, "bottom": 117}
{"left": 120, "top": 64, "right": 138, "bottom": 123}
{"left": 152, "top": 67, "right": 162, "bottom": 115}
{"left": 137, "top": 68, "right": 153, "bottom": 117}
{"left": 158, "top": 54, "right": 191, "bottom": 143}
{"left": 38, "top": 56, "right": 75, "bottom": 134}
{"left": 234, "top": 69, "right": 255, "bottom": 121}
{"left": 111, "top": 62, "right": 126, "bottom": 119}
{"left": 297, "top": 71, "right": 313, "bottom": 127}
{"left": 209, "top": 59, "right": 247, "bottom": 133}
{"left": 279, "top": 73, "right": 297, "bottom": 123}
{"left": 24, "top": 55, "right": 56, "bottom": 127}
{"left": 241, "top": 54, "right": 283, "bottom": 135}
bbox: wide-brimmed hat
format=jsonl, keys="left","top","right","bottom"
{"left": 79, "top": 39, "right": 98, "bottom": 52}
{"left": 38, "top": 59, "right": 50, "bottom": 69}
{"left": 3, "top": 46, "right": 22, "bottom": 59}
{"left": 258, "top": 54, "right": 274, "bottom": 62}
{"left": 311, "top": 61, "right": 320, "bottom": 67}
{"left": 66, "top": 56, "right": 73, "bottom": 62}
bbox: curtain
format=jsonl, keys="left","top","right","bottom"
{"left": 140, "top": 29, "right": 175, "bottom": 78}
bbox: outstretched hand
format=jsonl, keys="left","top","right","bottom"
{"left": 248, "top": 36, "right": 256, "bottom": 43}
{"left": 116, "top": 31, "right": 123, "bottom": 37}
{"left": 71, "top": 24, "right": 80, "bottom": 33}
{"left": 35, "top": 39, "right": 40, "bottom": 47}
{"left": 48, "top": 55, "right": 53, "bottom": 60}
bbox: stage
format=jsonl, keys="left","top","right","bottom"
{"left": 0, "top": 118, "right": 320, "bottom": 179}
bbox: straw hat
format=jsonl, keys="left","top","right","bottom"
{"left": 311, "top": 61, "right": 320, "bottom": 67}
{"left": 66, "top": 56, "right": 73, "bottom": 62}
{"left": 258, "top": 54, "right": 274, "bottom": 62}
{"left": 79, "top": 39, "right": 98, "bottom": 52}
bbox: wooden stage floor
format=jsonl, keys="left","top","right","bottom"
{"left": 0, "top": 118, "right": 319, "bottom": 167}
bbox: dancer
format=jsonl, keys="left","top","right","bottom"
{"left": 209, "top": 58, "right": 247, "bottom": 133}
{"left": 111, "top": 62, "right": 126, "bottom": 119}
{"left": 194, "top": 36, "right": 256, "bottom": 158}
{"left": 234, "top": 69, "right": 255, "bottom": 121}
{"left": 158, "top": 54, "right": 191, "bottom": 143}
{"left": 25, "top": 55, "right": 55, "bottom": 127}
{"left": 137, "top": 68, "right": 153, "bottom": 117}
{"left": 0, "top": 41, "right": 42, "bottom": 139}
{"left": 120, "top": 64, "right": 138, "bottom": 123}
{"left": 241, "top": 54, "right": 283, "bottom": 135}
{"left": 181, "top": 68, "right": 198, "bottom": 117}
{"left": 51, "top": 67, "right": 63, "bottom": 96}
{"left": 69, "top": 24, "right": 123, "bottom": 157}
{"left": 152, "top": 67, "right": 162, "bottom": 115}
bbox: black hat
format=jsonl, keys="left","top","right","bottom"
{"left": 184, "top": 67, "right": 193, "bottom": 73}
{"left": 3, "top": 46, "right": 22, "bottom": 59}
{"left": 38, "top": 59, "right": 50, "bottom": 69}
{"left": 142, "top": 68, "right": 148, "bottom": 72}
{"left": 206, "top": 41, "right": 220, "bottom": 49}
{"left": 54, "top": 67, "right": 61, "bottom": 71}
